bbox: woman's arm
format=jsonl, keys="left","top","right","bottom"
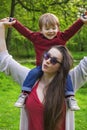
{"left": 0, "top": 51, "right": 29, "bottom": 86}
{"left": 0, "top": 23, "right": 30, "bottom": 86}
{"left": 0, "top": 23, "right": 7, "bottom": 52}
{"left": 69, "top": 56, "right": 87, "bottom": 92}
{"left": 0, "top": 23, "right": 29, "bottom": 130}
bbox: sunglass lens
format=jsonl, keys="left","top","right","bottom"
{"left": 44, "top": 53, "right": 50, "bottom": 60}
{"left": 50, "top": 58, "right": 58, "bottom": 65}
{"left": 44, "top": 52, "right": 61, "bottom": 65}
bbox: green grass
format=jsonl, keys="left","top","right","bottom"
{"left": 0, "top": 54, "right": 87, "bottom": 130}
{"left": 71, "top": 51, "right": 87, "bottom": 60}
{"left": 75, "top": 84, "right": 87, "bottom": 130}
{"left": 0, "top": 64, "right": 35, "bottom": 130}
{"left": 0, "top": 73, "right": 20, "bottom": 130}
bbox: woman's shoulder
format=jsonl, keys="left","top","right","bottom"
{"left": 0, "top": 50, "right": 30, "bottom": 85}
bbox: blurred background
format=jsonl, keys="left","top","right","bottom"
{"left": 0, "top": 0, "right": 87, "bottom": 59}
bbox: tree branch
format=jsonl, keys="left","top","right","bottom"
{"left": 49, "top": 0, "right": 70, "bottom": 6}
{"left": 17, "top": 0, "right": 41, "bottom": 12}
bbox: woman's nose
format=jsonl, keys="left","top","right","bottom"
{"left": 45, "top": 58, "right": 51, "bottom": 64}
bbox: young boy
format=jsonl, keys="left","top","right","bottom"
{"left": 4, "top": 12, "right": 87, "bottom": 110}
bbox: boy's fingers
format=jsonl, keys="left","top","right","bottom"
{"left": 9, "top": 20, "right": 16, "bottom": 25}
{"left": 80, "top": 15, "right": 87, "bottom": 24}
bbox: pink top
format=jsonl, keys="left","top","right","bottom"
{"left": 25, "top": 81, "right": 66, "bottom": 130}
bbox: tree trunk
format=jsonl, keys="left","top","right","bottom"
{"left": 6, "top": 0, "right": 16, "bottom": 49}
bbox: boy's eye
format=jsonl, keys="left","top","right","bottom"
{"left": 45, "top": 28, "right": 50, "bottom": 30}
{"left": 52, "top": 28, "right": 55, "bottom": 30}
{"left": 46, "top": 27, "right": 56, "bottom": 30}
{"left": 53, "top": 27, "right": 56, "bottom": 30}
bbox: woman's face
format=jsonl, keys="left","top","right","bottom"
{"left": 42, "top": 48, "right": 63, "bottom": 75}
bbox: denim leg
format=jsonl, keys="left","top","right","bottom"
{"left": 22, "top": 66, "right": 43, "bottom": 92}
{"left": 65, "top": 74, "right": 74, "bottom": 97}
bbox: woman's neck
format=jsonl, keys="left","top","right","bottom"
{"left": 37, "top": 73, "right": 56, "bottom": 103}
{"left": 41, "top": 73, "right": 56, "bottom": 86}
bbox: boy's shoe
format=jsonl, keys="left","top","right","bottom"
{"left": 67, "top": 96, "right": 80, "bottom": 111}
{"left": 14, "top": 93, "right": 28, "bottom": 108}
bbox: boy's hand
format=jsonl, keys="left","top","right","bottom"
{"left": 0, "top": 17, "right": 16, "bottom": 27}
{"left": 80, "top": 11, "right": 87, "bottom": 24}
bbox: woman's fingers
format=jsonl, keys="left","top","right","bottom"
{"left": 0, "top": 17, "right": 16, "bottom": 27}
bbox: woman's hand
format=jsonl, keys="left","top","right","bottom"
{"left": 0, "top": 17, "right": 16, "bottom": 27}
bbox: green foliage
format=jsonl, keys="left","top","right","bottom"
{"left": 1, "top": 0, "right": 87, "bottom": 57}
{"left": 0, "top": 0, "right": 11, "bottom": 18}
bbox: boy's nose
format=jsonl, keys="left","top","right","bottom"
{"left": 49, "top": 29, "right": 53, "bottom": 32}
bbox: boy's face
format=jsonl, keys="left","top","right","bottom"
{"left": 41, "top": 25, "right": 59, "bottom": 40}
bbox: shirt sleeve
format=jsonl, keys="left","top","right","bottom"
{"left": 60, "top": 19, "right": 84, "bottom": 42}
{"left": 0, "top": 50, "right": 30, "bottom": 86}
{"left": 0, "top": 51, "right": 30, "bottom": 130}
{"left": 69, "top": 56, "right": 87, "bottom": 92}
{"left": 13, "top": 19, "right": 37, "bottom": 42}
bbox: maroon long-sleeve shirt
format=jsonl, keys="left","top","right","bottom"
{"left": 13, "top": 19, "right": 84, "bottom": 66}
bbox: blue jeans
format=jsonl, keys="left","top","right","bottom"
{"left": 22, "top": 66, "right": 43, "bottom": 91}
{"left": 22, "top": 66, "right": 74, "bottom": 96}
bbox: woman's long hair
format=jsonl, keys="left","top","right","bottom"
{"left": 44, "top": 45, "right": 73, "bottom": 130}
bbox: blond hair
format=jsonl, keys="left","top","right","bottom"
{"left": 39, "top": 13, "right": 59, "bottom": 30}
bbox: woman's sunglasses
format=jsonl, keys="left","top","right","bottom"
{"left": 43, "top": 52, "right": 62, "bottom": 65}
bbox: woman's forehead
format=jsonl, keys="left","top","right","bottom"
{"left": 48, "top": 48, "right": 62, "bottom": 58}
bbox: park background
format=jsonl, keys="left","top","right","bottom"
{"left": 0, "top": 0, "right": 87, "bottom": 130}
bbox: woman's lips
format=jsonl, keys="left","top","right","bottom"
{"left": 43, "top": 64, "right": 48, "bottom": 69}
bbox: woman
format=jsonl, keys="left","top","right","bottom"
{"left": 25, "top": 45, "right": 73, "bottom": 130}
{"left": 0, "top": 23, "right": 87, "bottom": 130}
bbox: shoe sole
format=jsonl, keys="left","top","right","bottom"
{"left": 14, "top": 103, "right": 24, "bottom": 108}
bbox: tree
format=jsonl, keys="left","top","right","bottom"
{"left": 6, "top": 0, "right": 16, "bottom": 49}
{"left": 1, "top": 0, "right": 87, "bottom": 56}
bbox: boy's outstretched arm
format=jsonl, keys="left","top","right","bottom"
{"left": 12, "top": 18, "right": 34, "bottom": 40}
{"left": 0, "top": 17, "right": 35, "bottom": 41}
{"left": 60, "top": 11, "right": 87, "bottom": 42}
